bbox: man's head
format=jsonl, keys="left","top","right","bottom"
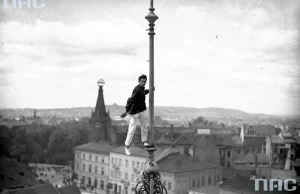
{"left": 138, "top": 74, "right": 147, "bottom": 87}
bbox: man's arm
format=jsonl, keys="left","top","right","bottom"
{"left": 145, "top": 86, "right": 154, "bottom": 95}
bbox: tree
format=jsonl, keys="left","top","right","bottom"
{"left": 193, "top": 117, "right": 205, "bottom": 123}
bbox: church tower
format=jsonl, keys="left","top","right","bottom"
{"left": 88, "top": 79, "right": 116, "bottom": 143}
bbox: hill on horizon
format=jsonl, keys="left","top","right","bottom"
{"left": 0, "top": 104, "right": 284, "bottom": 121}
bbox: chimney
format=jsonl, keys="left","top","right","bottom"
{"left": 170, "top": 124, "right": 174, "bottom": 140}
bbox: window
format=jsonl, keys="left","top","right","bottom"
{"left": 137, "top": 162, "right": 140, "bottom": 169}
{"left": 101, "top": 167, "right": 104, "bottom": 175}
{"left": 95, "top": 156, "right": 98, "bottom": 161}
{"left": 89, "top": 164, "right": 92, "bottom": 172}
{"left": 197, "top": 179, "right": 200, "bottom": 187}
{"left": 125, "top": 172, "right": 128, "bottom": 180}
{"left": 168, "top": 182, "right": 171, "bottom": 190}
{"left": 119, "top": 159, "right": 122, "bottom": 166}
{"left": 76, "top": 153, "right": 79, "bottom": 158}
{"left": 89, "top": 154, "right": 92, "bottom": 160}
{"left": 126, "top": 160, "right": 128, "bottom": 167}
{"left": 227, "top": 151, "right": 231, "bottom": 157}
{"left": 227, "top": 161, "right": 231, "bottom": 167}
{"left": 163, "top": 181, "right": 166, "bottom": 187}
{"left": 132, "top": 174, "right": 134, "bottom": 182}
{"left": 111, "top": 170, "right": 114, "bottom": 178}
{"left": 95, "top": 166, "right": 98, "bottom": 173}
{"left": 83, "top": 163, "right": 86, "bottom": 171}
{"left": 100, "top": 180, "right": 104, "bottom": 190}
{"left": 112, "top": 157, "right": 114, "bottom": 165}
{"left": 132, "top": 161, "right": 135, "bottom": 168}
{"left": 141, "top": 162, "right": 144, "bottom": 170}
{"left": 76, "top": 162, "right": 79, "bottom": 170}
{"left": 192, "top": 179, "right": 196, "bottom": 187}
{"left": 83, "top": 154, "right": 86, "bottom": 160}
{"left": 102, "top": 157, "right": 105, "bottom": 163}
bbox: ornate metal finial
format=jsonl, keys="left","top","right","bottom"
{"left": 150, "top": 0, "right": 153, "bottom": 8}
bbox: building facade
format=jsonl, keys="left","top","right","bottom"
{"left": 74, "top": 141, "right": 116, "bottom": 194}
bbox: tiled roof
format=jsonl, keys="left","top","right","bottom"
{"left": 57, "top": 185, "right": 81, "bottom": 194}
{"left": 74, "top": 140, "right": 116, "bottom": 154}
{"left": 0, "top": 157, "right": 38, "bottom": 189}
{"left": 157, "top": 153, "right": 219, "bottom": 173}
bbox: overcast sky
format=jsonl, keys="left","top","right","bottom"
{"left": 0, "top": 0, "right": 299, "bottom": 116}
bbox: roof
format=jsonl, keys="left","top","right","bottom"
{"left": 270, "top": 135, "right": 284, "bottom": 144}
{"left": 57, "top": 185, "right": 81, "bottom": 194}
{"left": 244, "top": 153, "right": 255, "bottom": 163}
{"left": 232, "top": 136, "right": 243, "bottom": 145}
{"left": 4, "top": 183, "right": 60, "bottom": 194}
{"left": 234, "top": 153, "right": 246, "bottom": 162}
{"left": 245, "top": 124, "right": 277, "bottom": 136}
{"left": 213, "top": 134, "right": 233, "bottom": 146}
{"left": 257, "top": 154, "right": 269, "bottom": 163}
{"left": 154, "top": 134, "right": 173, "bottom": 144}
{"left": 0, "top": 157, "right": 38, "bottom": 189}
{"left": 74, "top": 141, "right": 116, "bottom": 154}
{"left": 157, "top": 153, "right": 219, "bottom": 173}
{"left": 222, "top": 168, "right": 255, "bottom": 180}
{"left": 110, "top": 146, "right": 179, "bottom": 162}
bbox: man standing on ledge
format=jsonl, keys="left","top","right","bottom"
{"left": 120, "top": 74, "right": 154, "bottom": 155}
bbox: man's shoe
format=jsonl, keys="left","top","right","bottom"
{"left": 125, "top": 146, "right": 131, "bottom": 155}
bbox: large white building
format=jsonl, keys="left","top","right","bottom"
{"left": 109, "top": 146, "right": 179, "bottom": 194}
{"left": 74, "top": 141, "right": 116, "bottom": 194}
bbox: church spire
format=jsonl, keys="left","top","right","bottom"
{"left": 95, "top": 79, "right": 107, "bottom": 118}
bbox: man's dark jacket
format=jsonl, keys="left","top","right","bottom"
{"left": 125, "top": 85, "right": 149, "bottom": 115}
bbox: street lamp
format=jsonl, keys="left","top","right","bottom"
{"left": 135, "top": 1, "right": 167, "bottom": 194}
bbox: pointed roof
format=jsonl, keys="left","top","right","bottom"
{"left": 94, "top": 86, "right": 107, "bottom": 118}
{"left": 154, "top": 134, "right": 173, "bottom": 144}
{"left": 74, "top": 140, "right": 116, "bottom": 154}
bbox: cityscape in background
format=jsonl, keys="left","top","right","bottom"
{"left": 1, "top": 0, "right": 300, "bottom": 194}
{"left": 1, "top": 81, "right": 300, "bottom": 194}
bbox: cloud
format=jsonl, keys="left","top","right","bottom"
{"left": 0, "top": 0, "right": 299, "bottom": 116}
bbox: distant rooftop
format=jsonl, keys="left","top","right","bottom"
{"left": 157, "top": 153, "right": 219, "bottom": 173}
{"left": 74, "top": 140, "right": 116, "bottom": 154}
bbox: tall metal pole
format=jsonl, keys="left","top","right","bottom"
{"left": 135, "top": 1, "right": 166, "bottom": 194}
{"left": 146, "top": 0, "right": 158, "bottom": 146}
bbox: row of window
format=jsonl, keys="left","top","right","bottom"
{"left": 77, "top": 153, "right": 106, "bottom": 163}
{"left": 111, "top": 157, "right": 144, "bottom": 170}
{"left": 80, "top": 176, "right": 105, "bottom": 189}
{"left": 78, "top": 163, "right": 105, "bottom": 175}
{"left": 110, "top": 169, "right": 142, "bottom": 182}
